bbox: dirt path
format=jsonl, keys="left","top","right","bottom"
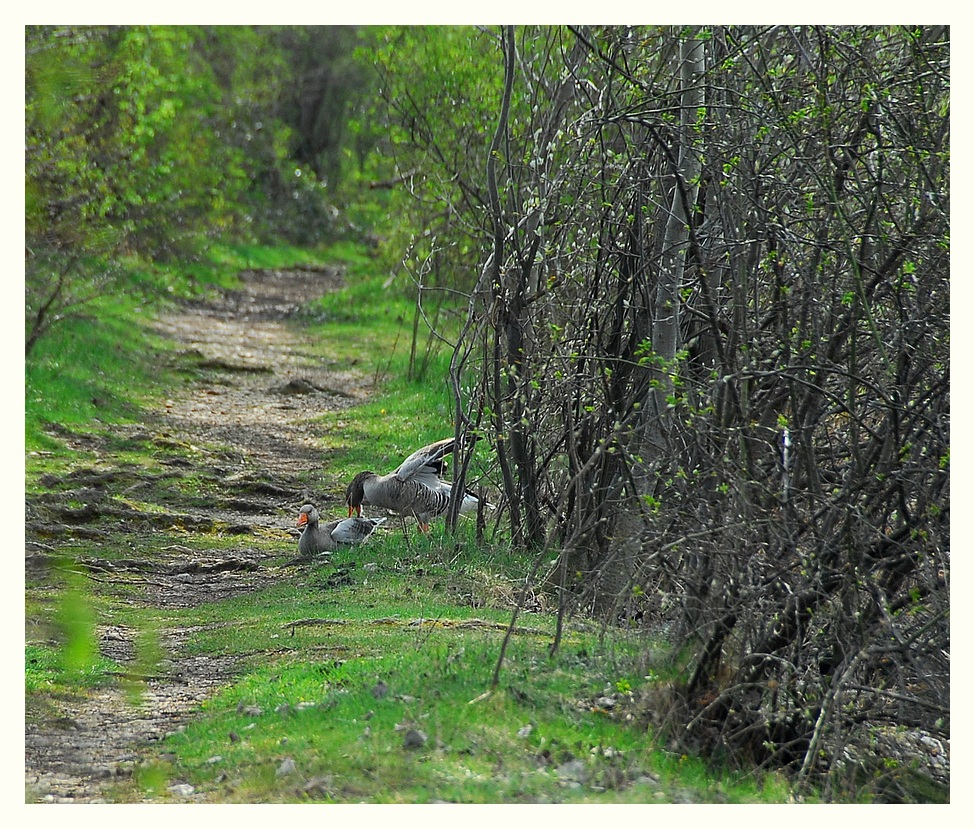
{"left": 152, "top": 267, "right": 372, "bottom": 480}
{"left": 25, "top": 266, "right": 369, "bottom": 803}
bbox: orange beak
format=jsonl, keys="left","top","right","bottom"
{"left": 297, "top": 513, "right": 308, "bottom": 527}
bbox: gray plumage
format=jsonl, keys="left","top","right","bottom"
{"left": 297, "top": 504, "right": 385, "bottom": 555}
{"left": 344, "top": 437, "right": 485, "bottom": 531}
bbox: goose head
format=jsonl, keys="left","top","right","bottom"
{"left": 297, "top": 504, "right": 320, "bottom": 527}
{"left": 345, "top": 471, "right": 375, "bottom": 517}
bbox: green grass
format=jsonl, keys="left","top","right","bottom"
{"left": 25, "top": 643, "right": 119, "bottom": 694}
{"left": 117, "top": 549, "right": 793, "bottom": 804}
{"left": 67, "top": 518, "right": 799, "bottom": 803}
{"left": 25, "top": 566, "right": 120, "bottom": 694}
{"left": 26, "top": 311, "right": 156, "bottom": 453}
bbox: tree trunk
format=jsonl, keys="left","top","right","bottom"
{"left": 651, "top": 32, "right": 705, "bottom": 427}
{"left": 593, "top": 31, "right": 706, "bottom": 617}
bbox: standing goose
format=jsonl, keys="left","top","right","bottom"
{"left": 345, "top": 437, "right": 484, "bottom": 532}
{"left": 296, "top": 504, "right": 385, "bottom": 556}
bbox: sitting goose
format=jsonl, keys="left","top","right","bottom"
{"left": 345, "top": 437, "right": 484, "bottom": 532}
{"left": 296, "top": 503, "right": 386, "bottom": 556}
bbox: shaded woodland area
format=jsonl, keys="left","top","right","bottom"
{"left": 377, "top": 26, "right": 949, "bottom": 797}
{"left": 26, "top": 26, "right": 949, "bottom": 798}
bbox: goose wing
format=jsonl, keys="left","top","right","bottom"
{"left": 329, "top": 516, "right": 387, "bottom": 545}
{"left": 394, "top": 437, "right": 456, "bottom": 484}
